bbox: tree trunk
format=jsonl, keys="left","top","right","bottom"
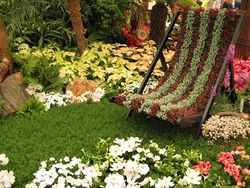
{"left": 67, "top": 0, "right": 86, "bottom": 55}
{"left": 138, "top": 0, "right": 149, "bottom": 28}
{"left": 0, "top": 16, "right": 13, "bottom": 82}
{"left": 0, "top": 72, "right": 31, "bottom": 117}
{"left": 236, "top": 0, "right": 250, "bottom": 58}
{"left": 149, "top": 3, "right": 168, "bottom": 45}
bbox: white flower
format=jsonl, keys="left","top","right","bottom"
{"left": 110, "top": 161, "right": 124, "bottom": 171}
{"left": 149, "top": 177, "right": 156, "bottom": 186}
{"left": 172, "top": 154, "right": 182, "bottom": 160}
{"left": 139, "top": 177, "right": 150, "bottom": 186}
{"left": 114, "top": 138, "right": 125, "bottom": 145}
{"left": 136, "top": 148, "right": 144, "bottom": 153}
{"left": 149, "top": 141, "right": 159, "bottom": 149}
{"left": 40, "top": 161, "right": 47, "bottom": 168}
{"left": 0, "top": 154, "right": 9, "bottom": 166}
{"left": 153, "top": 155, "right": 161, "bottom": 161}
{"left": 109, "top": 145, "right": 123, "bottom": 157}
{"left": 177, "top": 178, "right": 187, "bottom": 186}
{"left": 49, "top": 158, "right": 55, "bottom": 161}
{"left": 123, "top": 161, "right": 140, "bottom": 180}
{"left": 155, "top": 176, "right": 175, "bottom": 188}
{"left": 104, "top": 173, "right": 125, "bottom": 188}
{"left": 146, "top": 152, "right": 153, "bottom": 158}
{"left": 159, "top": 149, "right": 167, "bottom": 156}
{"left": 184, "top": 160, "right": 190, "bottom": 167}
{"left": 54, "top": 176, "right": 65, "bottom": 188}
{"left": 64, "top": 157, "right": 70, "bottom": 162}
{"left": 25, "top": 182, "right": 38, "bottom": 188}
{"left": 99, "top": 161, "right": 109, "bottom": 170}
{"left": 83, "top": 165, "right": 102, "bottom": 180}
{"left": 183, "top": 168, "right": 202, "bottom": 185}
{"left": 132, "top": 154, "right": 140, "bottom": 161}
{"left": 0, "top": 170, "right": 15, "bottom": 188}
{"left": 137, "top": 164, "right": 150, "bottom": 175}
{"left": 91, "top": 88, "right": 105, "bottom": 102}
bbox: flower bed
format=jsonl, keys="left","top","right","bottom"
{"left": 22, "top": 137, "right": 249, "bottom": 187}
{"left": 114, "top": 9, "right": 239, "bottom": 122}
{"left": 14, "top": 40, "right": 174, "bottom": 96}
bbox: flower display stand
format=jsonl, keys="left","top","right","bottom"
{"left": 111, "top": 9, "right": 245, "bottom": 139}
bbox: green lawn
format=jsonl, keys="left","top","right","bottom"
{"left": 0, "top": 99, "right": 249, "bottom": 187}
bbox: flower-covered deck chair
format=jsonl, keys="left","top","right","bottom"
{"left": 112, "top": 9, "right": 245, "bottom": 138}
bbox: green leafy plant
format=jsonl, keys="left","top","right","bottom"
{"left": 0, "top": 0, "right": 75, "bottom": 48}
{"left": 20, "top": 19, "right": 75, "bottom": 48}
{"left": 85, "top": 0, "right": 129, "bottom": 43}
{"left": 14, "top": 52, "right": 66, "bottom": 93}
{"left": 13, "top": 41, "right": 166, "bottom": 94}
{"left": 17, "top": 98, "right": 46, "bottom": 115}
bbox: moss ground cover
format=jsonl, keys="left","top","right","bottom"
{"left": 0, "top": 99, "right": 249, "bottom": 187}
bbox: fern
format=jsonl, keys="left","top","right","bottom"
{"left": 15, "top": 54, "right": 66, "bottom": 93}
{"left": 17, "top": 98, "right": 46, "bottom": 116}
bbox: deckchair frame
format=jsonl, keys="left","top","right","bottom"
{"left": 126, "top": 10, "right": 245, "bottom": 139}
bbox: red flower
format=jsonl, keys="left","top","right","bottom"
{"left": 217, "top": 152, "right": 234, "bottom": 165}
{"left": 130, "top": 98, "right": 144, "bottom": 110}
{"left": 114, "top": 95, "right": 126, "bottom": 105}
{"left": 192, "top": 161, "right": 212, "bottom": 175}
{"left": 149, "top": 103, "right": 160, "bottom": 116}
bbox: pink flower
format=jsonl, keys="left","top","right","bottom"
{"left": 224, "top": 58, "right": 250, "bottom": 91}
{"left": 192, "top": 161, "right": 212, "bottom": 175}
{"left": 217, "top": 152, "right": 234, "bottom": 165}
{"left": 224, "top": 163, "right": 241, "bottom": 177}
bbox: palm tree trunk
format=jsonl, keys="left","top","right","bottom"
{"left": 67, "top": 0, "right": 86, "bottom": 55}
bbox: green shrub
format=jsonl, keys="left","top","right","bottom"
{"left": 21, "top": 19, "right": 75, "bottom": 48}
{"left": 14, "top": 52, "right": 66, "bottom": 93}
{"left": 17, "top": 98, "right": 46, "bottom": 116}
{"left": 83, "top": 0, "right": 129, "bottom": 43}
{"left": 0, "top": 0, "right": 75, "bottom": 48}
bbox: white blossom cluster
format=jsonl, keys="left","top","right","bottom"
{"left": 202, "top": 115, "right": 250, "bottom": 141}
{"left": 25, "top": 83, "right": 105, "bottom": 111}
{"left": 26, "top": 137, "right": 203, "bottom": 188}
{"left": 0, "top": 154, "right": 15, "bottom": 188}
{"left": 123, "top": 81, "right": 158, "bottom": 94}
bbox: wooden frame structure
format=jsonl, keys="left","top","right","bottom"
{"left": 126, "top": 10, "right": 245, "bottom": 139}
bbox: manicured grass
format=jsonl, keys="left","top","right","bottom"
{"left": 0, "top": 99, "right": 249, "bottom": 187}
